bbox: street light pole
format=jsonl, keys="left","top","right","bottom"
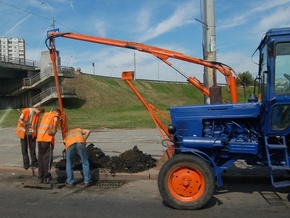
{"left": 42, "top": 1, "right": 55, "bottom": 29}
{"left": 67, "top": 56, "right": 73, "bottom": 66}
{"left": 92, "top": 63, "right": 95, "bottom": 75}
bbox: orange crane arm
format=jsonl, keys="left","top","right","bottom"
{"left": 47, "top": 32, "right": 238, "bottom": 103}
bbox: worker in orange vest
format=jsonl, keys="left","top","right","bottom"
{"left": 16, "top": 105, "right": 45, "bottom": 170}
{"left": 37, "top": 108, "right": 61, "bottom": 183}
{"left": 63, "top": 128, "right": 92, "bottom": 187}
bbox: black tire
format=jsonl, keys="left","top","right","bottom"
{"left": 158, "top": 154, "right": 215, "bottom": 210}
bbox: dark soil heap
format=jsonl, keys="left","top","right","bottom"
{"left": 54, "top": 144, "right": 157, "bottom": 174}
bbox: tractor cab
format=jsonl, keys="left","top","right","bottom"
{"left": 256, "top": 28, "right": 290, "bottom": 188}
{"left": 257, "top": 28, "right": 290, "bottom": 137}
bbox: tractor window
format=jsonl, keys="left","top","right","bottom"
{"left": 274, "top": 43, "right": 290, "bottom": 94}
{"left": 271, "top": 104, "right": 290, "bottom": 130}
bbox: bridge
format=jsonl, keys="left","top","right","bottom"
{"left": 0, "top": 55, "right": 77, "bottom": 109}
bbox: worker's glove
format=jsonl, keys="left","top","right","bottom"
{"left": 47, "top": 129, "right": 56, "bottom": 136}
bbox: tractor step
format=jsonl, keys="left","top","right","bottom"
{"left": 265, "top": 136, "right": 290, "bottom": 188}
{"left": 270, "top": 165, "right": 290, "bottom": 170}
{"left": 271, "top": 179, "right": 290, "bottom": 188}
{"left": 267, "top": 144, "right": 287, "bottom": 149}
{"left": 265, "top": 136, "right": 289, "bottom": 168}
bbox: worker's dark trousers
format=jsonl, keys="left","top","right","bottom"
{"left": 38, "top": 142, "right": 53, "bottom": 181}
{"left": 20, "top": 135, "right": 38, "bottom": 169}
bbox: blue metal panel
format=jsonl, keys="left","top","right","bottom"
{"left": 170, "top": 102, "right": 261, "bottom": 120}
{"left": 170, "top": 102, "right": 261, "bottom": 137}
{"left": 228, "top": 141, "right": 258, "bottom": 154}
{"left": 267, "top": 28, "right": 290, "bottom": 37}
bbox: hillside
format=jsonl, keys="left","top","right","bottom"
{"left": 60, "top": 73, "right": 252, "bottom": 129}
{"left": 0, "top": 73, "right": 253, "bottom": 129}
{"left": 62, "top": 74, "right": 206, "bottom": 109}
{"left": 60, "top": 73, "right": 205, "bottom": 129}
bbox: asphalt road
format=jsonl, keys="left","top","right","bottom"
{"left": 0, "top": 127, "right": 290, "bottom": 216}
{"left": 0, "top": 127, "right": 164, "bottom": 167}
{"left": 0, "top": 175, "right": 289, "bottom": 218}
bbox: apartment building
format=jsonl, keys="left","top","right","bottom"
{"left": 0, "top": 37, "right": 25, "bottom": 65}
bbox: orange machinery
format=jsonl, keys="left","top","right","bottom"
{"left": 45, "top": 31, "right": 240, "bottom": 156}
{"left": 46, "top": 32, "right": 239, "bottom": 101}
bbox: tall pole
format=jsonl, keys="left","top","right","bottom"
{"left": 42, "top": 2, "right": 55, "bottom": 29}
{"left": 92, "top": 63, "right": 95, "bottom": 75}
{"left": 202, "top": 0, "right": 216, "bottom": 104}
{"left": 158, "top": 60, "right": 159, "bottom": 80}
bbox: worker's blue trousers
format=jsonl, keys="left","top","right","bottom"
{"left": 66, "top": 143, "right": 91, "bottom": 185}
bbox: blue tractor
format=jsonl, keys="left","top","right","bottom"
{"left": 157, "top": 28, "right": 290, "bottom": 209}
{"left": 47, "top": 27, "right": 290, "bottom": 210}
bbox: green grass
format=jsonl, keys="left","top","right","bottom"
{"left": 0, "top": 109, "right": 20, "bottom": 127}
{"left": 0, "top": 74, "right": 254, "bottom": 130}
{"left": 62, "top": 106, "right": 157, "bottom": 129}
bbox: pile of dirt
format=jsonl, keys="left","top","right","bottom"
{"left": 54, "top": 144, "right": 157, "bottom": 174}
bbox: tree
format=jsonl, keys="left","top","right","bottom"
{"left": 237, "top": 71, "right": 254, "bottom": 86}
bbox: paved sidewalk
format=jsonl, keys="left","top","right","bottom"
{"left": 0, "top": 127, "right": 288, "bottom": 183}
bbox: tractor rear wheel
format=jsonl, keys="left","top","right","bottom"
{"left": 158, "top": 154, "right": 215, "bottom": 210}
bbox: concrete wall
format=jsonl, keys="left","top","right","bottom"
{"left": 40, "top": 50, "right": 61, "bottom": 69}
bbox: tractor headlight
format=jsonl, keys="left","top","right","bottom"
{"left": 168, "top": 123, "right": 176, "bottom": 134}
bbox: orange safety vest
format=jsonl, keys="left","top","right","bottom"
{"left": 16, "top": 108, "right": 40, "bottom": 139}
{"left": 37, "top": 111, "right": 59, "bottom": 145}
{"left": 63, "top": 128, "right": 86, "bottom": 150}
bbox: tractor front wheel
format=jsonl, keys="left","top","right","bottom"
{"left": 158, "top": 154, "right": 215, "bottom": 210}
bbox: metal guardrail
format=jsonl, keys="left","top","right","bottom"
{"left": 31, "top": 86, "right": 76, "bottom": 106}
{"left": 0, "top": 54, "right": 38, "bottom": 67}
{"left": 23, "top": 66, "right": 75, "bottom": 86}
{"left": 23, "top": 74, "right": 41, "bottom": 86}
{"left": 0, "top": 66, "right": 76, "bottom": 95}
{"left": 22, "top": 67, "right": 53, "bottom": 87}
{"left": 60, "top": 66, "right": 75, "bottom": 75}
{"left": 88, "top": 72, "right": 227, "bottom": 86}
{"left": 4, "top": 71, "right": 52, "bottom": 94}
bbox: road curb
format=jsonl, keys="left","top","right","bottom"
{"left": 1, "top": 165, "right": 289, "bottom": 185}
{"left": 0, "top": 165, "right": 159, "bottom": 181}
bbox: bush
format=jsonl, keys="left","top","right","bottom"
{"left": 237, "top": 71, "right": 254, "bottom": 86}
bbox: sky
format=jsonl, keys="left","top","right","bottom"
{"left": 1, "top": 0, "right": 290, "bottom": 83}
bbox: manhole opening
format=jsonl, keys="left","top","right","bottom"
{"left": 260, "top": 191, "right": 286, "bottom": 206}
{"left": 95, "top": 180, "right": 126, "bottom": 188}
{"left": 23, "top": 184, "right": 53, "bottom": 190}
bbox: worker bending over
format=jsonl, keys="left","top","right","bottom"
{"left": 16, "top": 105, "right": 45, "bottom": 170}
{"left": 63, "top": 128, "right": 92, "bottom": 187}
{"left": 37, "top": 108, "right": 61, "bottom": 183}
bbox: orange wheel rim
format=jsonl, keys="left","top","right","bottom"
{"left": 167, "top": 166, "right": 205, "bottom": 202}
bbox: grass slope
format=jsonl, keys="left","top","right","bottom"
{"left": 0, "top": 74, "right": 253, "bottom": 129}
